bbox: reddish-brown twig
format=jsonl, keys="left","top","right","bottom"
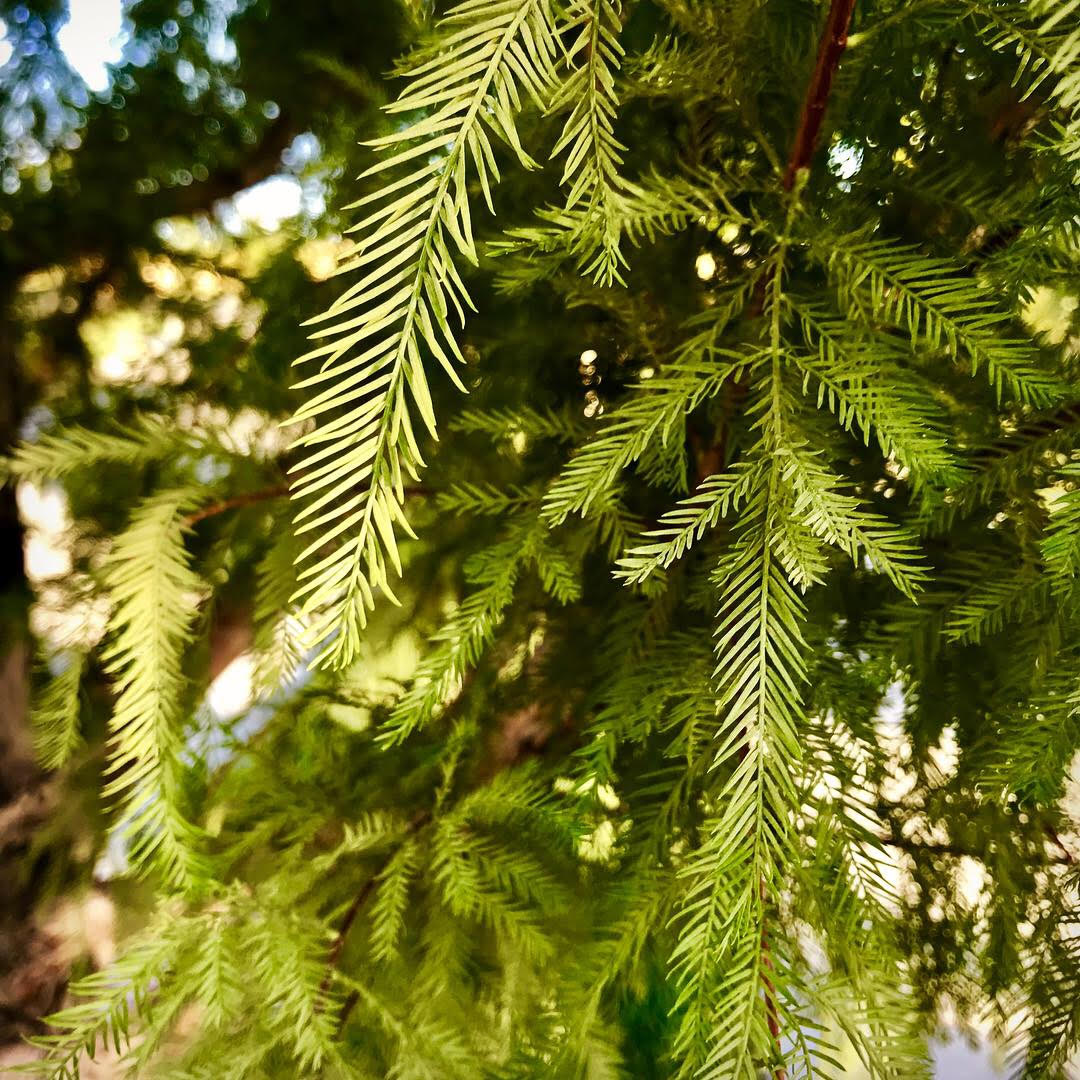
{"left": 781, "top": 0, "right": 859, "bottom": 191}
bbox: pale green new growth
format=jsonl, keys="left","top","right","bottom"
{"left": 3, "top": 417, "right": 188, "bottom": 485}
{"left": 286, "top": 0, "right": 560, "bottom": 669}
{"left": 23, "top": 891, "right": 343, "bottom": 1079}
{"left": 100, "top": 488, "right": 207, "bottom": 889}
{"left": 22, "top": 908, "right": 198, "bottom": 1080}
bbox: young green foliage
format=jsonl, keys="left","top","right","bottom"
{"left": 99, "top": 488, "right": 208, "bottom": 889}
{"left": 286, "top": 0, "right": 560, "bottom": 668}
{"left": 12, "top": 0, "right": 1080, "bottom": 1077}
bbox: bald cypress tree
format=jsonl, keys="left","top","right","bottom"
{"left": 8, "top": 0, "right": 1080, "bottom": 1075}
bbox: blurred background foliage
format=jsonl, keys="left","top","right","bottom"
{"left": 0, "top": 3, "right": 622, "bottom": 1070}
{"left": 0, "top": 0, "right": 410, "bottom": 1066}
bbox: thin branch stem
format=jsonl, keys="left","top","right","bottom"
{"left": 184, "top": 486, "right": 288, "bottom": 525}
{"left": 884, "top": 834, "right": 1074, "bottom": 867}
{"left": 782, "top": 0, "right": 859, "bottom": 190}
{"left": 184, "top": 485, "right": 432, "bottom": 526}
{"left": 319, "top": 808, "right": 432, "bottom": 1001}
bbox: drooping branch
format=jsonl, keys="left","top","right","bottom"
{"left": 713, "top": 1, "right": 859, "bottom": 1074}
{"left": 318, "top": 808, "right": 433, "bottom": 1002}
{"left": 321, "top": 658, "right": 568, "bottom": 1037}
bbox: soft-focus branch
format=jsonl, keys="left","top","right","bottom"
{"left": 184, "top": 486, "right": 289, "bottom": 526}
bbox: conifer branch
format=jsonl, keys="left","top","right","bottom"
{"left": 319, "top": 808, "right": 433, "bottom": 1001}
{"left": 101, "top": 488, "right": 209, "bottom": 889}
{"left": 31, "top": 650, "right": 87, "bottom": 771}
{"left": 547, "top": 0, "right": 628, "bottom": 283}
{"left": 323, "top": 708, "right": 570, "bottom": 1037}
{"left": 287, "top": 0, "right": 560, "bottom": 670}
{"left": 19, "top": 0, "right": 1080, "bottom": 1075}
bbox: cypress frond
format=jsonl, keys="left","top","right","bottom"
{"left": 22, "top": 906, "right": 203, "bottom": 1079}
{"left": 781, "top": 439, "right": 928, "bottom": 599}
{"left": 450, "top": 403, "right": 586, "bottom": 443}
{"left": 943, "top": 560, "right": 1049, "bottom": 643}
{"left": 547, "top": 0, "right": 628, "bottom": 284}
{"left": 99, "top": 488, "right": 208, "bottom": 889}
{"left": 4, "top": 417, "right": 189, "bottom": 484}
{"left": 671, "top": 476, "right": 809, "bottom": 1076}
{"left": 786, "top": 295, "right": 957, "bottom": 487}
{"left": 972, "top": 0, "right": 1080, "bottom": 158}
{"left": 1008, "top": 907, "right": 1080, "bottom": 1077}
{"left": 615, "top": 463, "right": 763, "bottom": 584}
{"left": 380, "top": 522, "right": 532, "bottom": 745}
{"left": 435, "top": 480, "right": 542, "bottom": 517}
{"left": 31, "top": 649, "right": 87, "bottom": 771}
{"left": 927, "top": 412, "right": 1080, "bottom": 529}
{"left": 821, "top": 234, "right": 1061, "bottom": 404}
{"left": 543, "top": 345, "right": 758, "bottom": 524}
{"left": 369, "top": 836, "right": 423, "bottom": 961}
{"left": 287, "top": 0, "right": 560, "bottom": 669}
{"left": 1041, "top": 462, "right": 1080, "bottom": 585}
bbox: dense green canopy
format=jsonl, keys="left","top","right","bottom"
{"left": 1, "top": 0, "right": 1079, "bottom": 1077}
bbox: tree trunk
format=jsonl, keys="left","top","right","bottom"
{"left": 0, "top": 293, "right": 69, "bottom": 1047}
